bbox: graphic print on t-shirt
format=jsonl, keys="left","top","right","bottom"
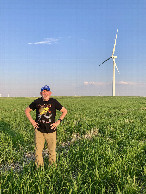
{"left": 38, "top": 104, "right": 52, "bottom": 124}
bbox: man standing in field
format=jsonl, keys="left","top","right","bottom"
{"left": 25, "top": 85, "right": 67, "bottom": 168}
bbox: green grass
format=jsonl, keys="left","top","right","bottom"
{"left": 0, "top": 96, "right": 146, "bottom": 193}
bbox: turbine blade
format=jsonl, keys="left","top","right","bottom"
{"left": 99, "top": 57, "right": 112, "bottom": 66}
{"left": 115, "top": 63, "right": 120, "bottom": 74}
{"left": 112, "top": 29, "right": 118, "bottom": 55}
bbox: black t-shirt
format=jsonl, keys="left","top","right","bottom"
{"left": 29, "top": 97, "right": 63, "bottom": 133}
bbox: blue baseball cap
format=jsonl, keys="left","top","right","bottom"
{"left": 41, "top": 85, "right": 50, "bottom": 92}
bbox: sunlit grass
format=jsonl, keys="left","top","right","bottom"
{"left": 0, "top": 96, "right": 146, "bottom": 193}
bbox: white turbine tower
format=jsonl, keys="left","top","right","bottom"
{"left": 99, "top": 29, "right": 119, "bottom": 96}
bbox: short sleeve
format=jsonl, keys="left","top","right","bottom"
{"left": 54, "top": 99, "right": 63, "bottom": 111}
{"left": 29, "top": 100, "right": 36, "bottom": 111}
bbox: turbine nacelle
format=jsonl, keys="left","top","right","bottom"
{"left": 111, "top": 55, "right": 117, "bottom": 59}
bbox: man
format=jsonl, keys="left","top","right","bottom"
{"left": 25, "top": 85, "right": 67, "bottom": 168}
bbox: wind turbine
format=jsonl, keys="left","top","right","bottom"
{"left": 99, "top": 29, "right": 120, "bottom": 96}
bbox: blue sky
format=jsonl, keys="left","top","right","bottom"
{"left": 0, "top": 0, "right": 146, "bottom": 97}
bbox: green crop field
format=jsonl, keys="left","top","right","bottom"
{"left": 0, "top": 96, "right": 146, "bottom": 193}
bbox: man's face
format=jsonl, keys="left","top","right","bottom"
{"left": 40, "top": 90, "right": 52, "bottom": 100}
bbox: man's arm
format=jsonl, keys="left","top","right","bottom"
{"left": 50, "top": 107, "right": 67, "bottom": 129}
{"left": 59, "top": 107, "right": 68, "bottom": 121}
{"left": 25, "top": 107, "right": 38, "bottom": 129}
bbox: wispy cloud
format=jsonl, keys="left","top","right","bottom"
{"left": 28, "top": 38, "right": 59, "bottom": 45}
{"left": 118, "top": 81, "right": 146, "bottom": 86}
{"left": 118, "top": 81, "right": 129, "bottom": 85}
{"left": 84, "top": 81, "right": 109, "bottom": 86}
{"left": 84, "top": 81, "right": 146, "bottom": 87}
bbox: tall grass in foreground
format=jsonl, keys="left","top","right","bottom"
{"left": 0, "top": 96, "right": 146, "bottom": 193}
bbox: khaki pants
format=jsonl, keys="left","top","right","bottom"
{"left": 35, "top": 129, "right": 56, "bottom": 168}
